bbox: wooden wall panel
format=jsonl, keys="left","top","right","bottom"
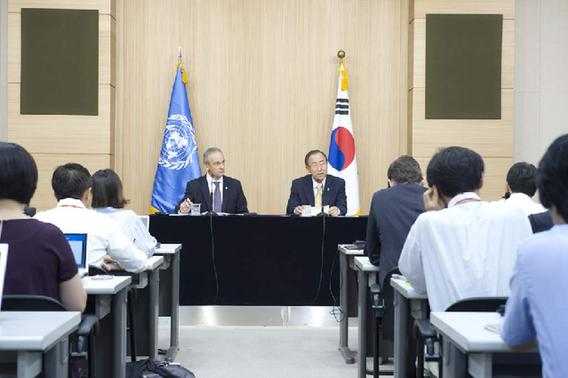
{"left": 116, "top": 0, "right": 411, "bottom": 215}
{"left": 413, "top": 0, "right": 515, "bottom": 20}
{"left": 412, "top": 19, "right": 515, "bottom": 90}
{"left": 8, "top": 0, "right": 112, "bottom": 14}
{"left": 7, "top": 0, "right": 114, "bottom": 209}
{"left": 411, "top": 88, "right": 514, "bottom": 157}
{"left": 7, "top": 84, "right": 113, "bottom": 153}
{"left": 409, "top": 0, "right": 515, "bottom": 201}
{"left": 7, "top": 13, "right": 114, "bottom": 85}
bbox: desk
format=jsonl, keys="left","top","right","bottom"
{"left": 82, "top": 275, "right": 131, "bottom": 378}
{"left": 133, "top": 255, "right": 164, "bottom": 360}
{"left": 150, "top": 215, "right": 367, "bottom": 305}
{"left": 431, "top": 312, "right": 540, "bottom": 378}
{"left": 0, "top": 311, "right": 80, "bottom": 378}
{"left": 354, "top": 256, "right": 379, "bottom": 378}
{"left": 390, "top": 276, "right": 428, "bottom": 378}
{"left": 337, "top": 244, "right": 363, "bottom": 364}
{"left": 155, "top": 243, "right": 182, "bottom": 361}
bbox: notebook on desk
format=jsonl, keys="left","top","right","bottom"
{"left": 65, "top": 233, "right": 88, "bottom": 277}
{"left": 0, "top": 244, "right": 9, "bottom": 311}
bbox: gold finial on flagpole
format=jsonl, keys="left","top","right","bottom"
{"left": 337, "top": 49, "right": 346, "bottom": 59}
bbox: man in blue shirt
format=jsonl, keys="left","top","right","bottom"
{"left": 501, "top": 134, "right": 568, "bottom": 378}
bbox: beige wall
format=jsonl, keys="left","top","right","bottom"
{"left": 0, "top": 0, "right": 7, "bottom": 140}
{"left": 514, "top": 0, "right": 568, "bottom": 165}
{"left": 409, "top": 0, "right": 515, "bottom": 200}
{"left": 7, "top": 0, "right": 115, "bottom": 210}
{"left": 115, "top": 0, "right": 410, "bottom": 215}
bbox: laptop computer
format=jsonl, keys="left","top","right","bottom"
{"left": 0, "top": 244, "right": 8, "bottom": 311}
{"left": 65, "top": 233, "right": 88, "bottom": 277}
{"left": 139, "top": 215, "right": 150, "bottom": 231}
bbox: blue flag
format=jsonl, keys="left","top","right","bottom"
{"left": 151, "top": 65, "right": 201, "bottom": 213}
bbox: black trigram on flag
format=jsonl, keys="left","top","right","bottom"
{"left": 335, "top": 98, "right": 349, "bottom": 115}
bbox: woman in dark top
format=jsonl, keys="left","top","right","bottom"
{"left": 0, "top": 142, "right": 86, "bottom": 311}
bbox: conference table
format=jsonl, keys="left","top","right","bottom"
{"left": 150, "top": 214, "right": 367, "bottom": 305}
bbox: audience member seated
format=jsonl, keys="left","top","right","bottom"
{"left": 0, "top": 142, "right": 86, "bottom": 311}
{"left": 502, "top": 134, "right": 568, "bottom": 377}
{"left": 35, "top": 163, "right": 151, "bottom": 273}
{"left": 175, "top": 147, "right": 248, "bottom": 214}
{"left": 502, "top": 162, "right": 546, "bottom": 215}
{"left": 398, "top": 147, "right": 533, "bottom": 311}
{"left": 365, "top": 155, "right": 426, "bottom": 286}
{"left": 91, "top": 169, "right": 157, "bottom": 257}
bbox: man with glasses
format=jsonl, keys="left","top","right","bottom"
{"left": 286, "top": 149, "right": 347, "bottom": 216}
{"left": 176, "top": 147, "right": 248, "bottom": 214}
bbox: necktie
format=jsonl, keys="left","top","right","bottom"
{"left": 213, "top": 181, "right": 222, "bottom": 213}
{"left": 315, "top": 184, "right": 323, "bottom": 208}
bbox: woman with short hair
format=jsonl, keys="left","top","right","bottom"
{"left": 0, "top": 142, "right": 86, "bottom": 311}
{"left": 91, "top": 169, "right": 157, "bottom": 256}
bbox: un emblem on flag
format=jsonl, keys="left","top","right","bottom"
{"left": 159, "top": 114, "right": 198, "bottom": 170}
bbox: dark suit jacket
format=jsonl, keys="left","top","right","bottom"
{"left": 286, "top": 174, "right": 347, "bottom": 215}
{"left": 365, "top": 183, "right": 426, "bottom": 286}
{"left": 529, "top": 210, "right": 553, "bottom": 233}
{"left": 175, "top": 175, "right": 248, "bottom": 214}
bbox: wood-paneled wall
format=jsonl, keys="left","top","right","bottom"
{"left": 115, "top": 0, "right": 410, "bottom": 215}
{"left": 409, "top": 0, "right": 515, "bottom": 200}
{"left": 7, "top": 0, "right": 115, "bottom": 210}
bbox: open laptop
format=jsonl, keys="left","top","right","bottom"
{"left": 65, "top": 234, "right": 88, "bottom": 277}
{"left": 0, "top": 244, "right": 8, "bottom": 311}
{"left": 139, "top": 215, "right": 150, "bottom": 231}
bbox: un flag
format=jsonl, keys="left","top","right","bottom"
{"left": 151, "top": 65, "right": 201, "bottom": 213}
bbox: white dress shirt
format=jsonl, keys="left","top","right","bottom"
{"left": 206, "top": 174, "right": 223, "bottom": 204}
{"left": 504, "top": 192, "right": 546, "bottom": 216}
{"left": 95, "top": 207, "right": 157, "bottom": 257}
{"left": 35, "top": 198, "right": 150, "bottom": 273}
{"left": 398, "top": 192, "right": 533, "bottom": 311}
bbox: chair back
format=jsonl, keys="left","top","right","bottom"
{"left": 446, "top": 297, "right": 507, "bottom": 312}
{"left": 2, "top": 294, "right": 66, "bottom": 312}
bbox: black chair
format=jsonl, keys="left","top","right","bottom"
{"left": 414, "top": 296, "right": 507, "bottom": 378}
{"left": 2, "top": 295, "right": 99, "bottom": 377}
{"left": 368, "top": 268, "right": 400, "bottom": 377}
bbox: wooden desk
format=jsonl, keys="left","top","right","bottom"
{"left": 0, "top": 311, "right": 80, "bottom": 378}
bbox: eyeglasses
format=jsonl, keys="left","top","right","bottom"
{"left": 308, "top": 161, "right": 327, "bottom": 169}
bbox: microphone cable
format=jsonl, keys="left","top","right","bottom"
{"left": 208, "top": 211, "right": 220, "bottom": 304}
{"left": 328, "top": 246, "right": 344, "bottom": 322}
{"left": 310, "top": 211, "right": 326, "bottom": 305}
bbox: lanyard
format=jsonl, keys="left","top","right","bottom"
{"left": 453, "top": 198, "right": 481, "bottom": 206}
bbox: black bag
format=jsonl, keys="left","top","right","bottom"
{"left": 126, "top": 359, "right": 196, "bottom": 378}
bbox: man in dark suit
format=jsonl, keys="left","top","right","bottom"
{"left": 366, "top": 155, "right": 426, "bottom": 286}
{"left": 286, "top": 150, "right": 347, "bottom": 216}
{"left": 176, "top": 147, "right": 248, "bottom": 214}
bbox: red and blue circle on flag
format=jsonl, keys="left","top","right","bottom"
{"left": 329, "top": 127, "right": 355, "bottom": 171}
